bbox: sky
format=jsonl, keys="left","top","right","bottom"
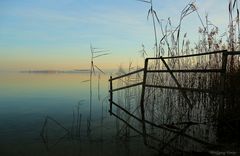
{"left": 0, "top": 0, "right": 229, "bottom": 71}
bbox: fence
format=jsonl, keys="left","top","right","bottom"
{"left": 109, "top": 50, "right": 240, "bottom": 154}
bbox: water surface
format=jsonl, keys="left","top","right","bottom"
{"left": 0, "top": 72, "right": 155, "bottom": 156}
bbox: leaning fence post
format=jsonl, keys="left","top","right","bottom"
{"left": 140, "top": 58, "right": 148, "bottom": 145}
{"left": 109, "top": 76, "right": 113, "bottom": 115}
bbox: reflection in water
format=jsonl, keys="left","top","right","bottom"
{"left": 0, "top": 73, "right": 155, "bottom": 156}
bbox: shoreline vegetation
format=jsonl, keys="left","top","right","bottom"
{"left": 109, "top": 0, "right": 240, "bottom": 155}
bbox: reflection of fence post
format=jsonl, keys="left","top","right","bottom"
{"left": 109, "top": 76, "right": 113, "bottom": 115}
{"left": 219, "top": 50, "right": 228, "bottom": 121}
{"left": 140, "top": 58, "right": 148, "bottom": 145}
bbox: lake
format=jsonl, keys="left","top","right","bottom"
{"left": 0, "top": 72, "right": 155, "bottom": 156}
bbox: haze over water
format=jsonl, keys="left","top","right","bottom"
{"left": 0, "top": 72, "right": 156, "bottom": 155}
{"left": 0, "top": 72, "right": 101, "bottom": 141}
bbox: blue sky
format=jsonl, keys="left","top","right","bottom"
{"left": 0, "top": 0, "right": 228, "bottom": 71}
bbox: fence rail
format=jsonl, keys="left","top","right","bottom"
{"left": 147, "top": 50, "right": 227, "bottom": 59}
{"left": 147, "top": 69, "right": 223, "bottom": 73}
{"left": 110, "top": 68, "right": 144, "bottom": 81}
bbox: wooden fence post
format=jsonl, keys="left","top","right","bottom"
{"left": 109, "top": 76, "right": 113, "bottom": 115}
{"left": 140, "top": 58, "right": 148, "bottom": 145}
{"left": 219, "top": 50, "right": 228, "bottom": 120}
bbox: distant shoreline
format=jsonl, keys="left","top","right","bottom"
{"left": 0, "top": 69, "right": 116, "bottom": 74}
{"left": 19, "top": 70, "right": 90, "bottom": 74}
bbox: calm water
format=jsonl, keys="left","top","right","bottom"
{"left": 0, "top": 72, "right": 155, "bottom": 156}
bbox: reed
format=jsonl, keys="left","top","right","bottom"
{"left": 87, "top": 44, "right": 109, "bottom": 136}
{"left": 111, "top": 0, "right": 240, "bottom": 154}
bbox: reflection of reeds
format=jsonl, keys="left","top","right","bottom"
{"left": 71, "top": 101, "right": 83, "bottom": 139}
{"left": 88, "top": 44, "right": 109, "bottom": 137}
{"left": 41, "top": 101, "right": 84, "bottom": 151}
{"left": 40, "top": 116, "right": 70, "bottom": 150}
